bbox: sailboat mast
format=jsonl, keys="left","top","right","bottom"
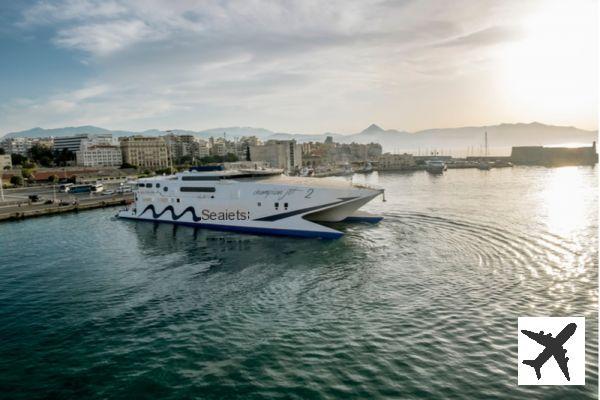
{"left": 485, "top": 131, "right": 488, "bottom": 157}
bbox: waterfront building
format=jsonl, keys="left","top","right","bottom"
{"left": 378, "top": 153, "right": 416, "bottom": 170}
{"left": 249, "top": 140, "right": 302, "bottom": 172}
{"left": 164, "top": 133, "right": 194, "bottom": 161}
{"left": 76, "top": 144, "right": 123, "bottom": 167}
{"left": 235, "top": 136, "right": 260, "bottom": 161}
{"left": 191, "top": 139, "right": 210, "bottom": 159}
{"left": 120, "top": 136, "right": 171, "bottom": 170}
{"left": 210, "top": 139, "right": 227, "bottom": 157}
{"left": 301, "top": 140, "right": 382, "bottom": 167}
{"left": 0, "top": 154, "right": 12, "bottom": 169}
{"left": 163, "top": 133, "right": 211, "bottom": 162}
{"left": 209, "top": 138, "right": 237, "bottom": 157}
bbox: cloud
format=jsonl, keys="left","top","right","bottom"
{"left": 53, "top": 19, "right": 158, "bottom": 55}
{"left": 19, "top": 0, "right": 127, "bottom": 26}
{"left": 435, "top": 26, "right": 523, "bottom": 48}
{"left": 3, "top": 0, "right": 595, "bottom": 134}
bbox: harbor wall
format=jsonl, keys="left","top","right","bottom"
{"left": 510, "top": 142, "right": 598, "bottom": 166}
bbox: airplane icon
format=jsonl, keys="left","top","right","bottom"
{"left": 521, "top": 322, "right": 577, "bottom": 381}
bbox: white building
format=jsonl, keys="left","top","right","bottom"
{"left": 191, "top": 139, "right": 210, "bottom": 159}
{"left": 54, "top": 134, "right": 115, "bottom": 153}
{"left": 249, "top": 140, "right": 302, "bottom": 172}
{"left": 76, "top": 144, "right": 123, "bottom": 167}
{"left": 0, "top": 154, "right": 12, "bottom": 169}
{"left": 0, "top": 137, "right": 34, "bottom": 155}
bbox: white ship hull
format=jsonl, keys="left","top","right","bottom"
{"left": 117, "top": 172, "right": 383, "bottom": 239}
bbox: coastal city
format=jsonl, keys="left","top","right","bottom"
{"left": 0, "top": 130, "right": 597, "bottom": 222}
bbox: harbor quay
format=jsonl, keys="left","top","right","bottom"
{"left": 0, "top": 189, "right": 133, "bottom": 222}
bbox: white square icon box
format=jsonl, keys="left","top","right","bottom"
{"left": 518, "top": 317, "right": 585, "bottom": 385}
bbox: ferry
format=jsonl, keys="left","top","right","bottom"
{"left": 117, "top": 167, "right": 384, "bottom": 238}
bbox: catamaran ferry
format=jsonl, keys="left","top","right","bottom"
{"left": 117, "top": 167, "right": 384, "bottom": 238}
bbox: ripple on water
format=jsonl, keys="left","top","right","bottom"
{"left": 0, "top": 168, "right": 597, "bottom": 399}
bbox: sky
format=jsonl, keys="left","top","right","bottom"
{"left": 0, "top": 0, "right": 597, "bottom": 135}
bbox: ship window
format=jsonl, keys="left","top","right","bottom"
{"left": 180, "top": 187, "right": 216, "bottom": 192}
{"left": 177, "top": 198, "right": 180, "bottom": 203}
{"left": 163, "top": 187, "right": 168, "bottom": 192}
{"left": 257, "top": 202, "right": 261, "bottom": 207}
{"left": 156, "top": 183, "right": 160, "bottom": 188}
{"left": 284, "top": 202, "right": 288, "bottom": 210}
{"left": 145, "top": 183, "right": 152, "bottom": 188}
{"left": 275, "top": 202, "right": 279, "bottom": 209}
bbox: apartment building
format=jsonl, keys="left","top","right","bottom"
{"left": 120, "top": 136, "right": 171, "bottom": 169}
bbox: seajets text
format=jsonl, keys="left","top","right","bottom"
{"left": 201, "top": 209, "right": 250, "bottom": 220}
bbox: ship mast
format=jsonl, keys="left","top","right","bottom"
{"left": 484, "top": 131, "right": 488, "bottom": 157}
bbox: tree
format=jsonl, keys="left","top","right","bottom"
{"left": 54, "top": 149, "right": 75, "bottom": 166}
{"left": 21, "top": 168, "right": 34, "bottom": 180}
{"left": 120, "top": 162, "right": 136, "bottom": 169}
{"left": 29, "top": 145, "right": 54, "bottom": 167}
{"left": 199, "top": 155, "right": 219, "bottom": 164}
{"left": 176, "top": 155, "right": 193, "bottom": 165}
{"left": 198, "top": 154, "right": 239, "bottom": 164}
{"left": 224, "top": 153, "right": 239, "bottom": 162}
{"left": 155, "top": 167, "right": 174, "bottom": 175}
{"left": 10, "top": 153, "right": 27, "bottom": 166}
{"left": 0, "top": 148, "right": 5, "bottom": 155}
{"left": 10, "top": 175, "right": 23, "bottom": 186}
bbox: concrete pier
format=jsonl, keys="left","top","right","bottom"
{"left": 0, "top": 194, "right": 133, "bottom": 222}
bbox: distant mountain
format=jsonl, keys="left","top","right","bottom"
{"left": 6, "top": 125, "right": 119, "bottom": 138}
{"left": 3, "top": 122, "right": 597, "bottom": 155}
{"left": 2, "top": 126, "right": 282, "bottom": 141}
{"left": 345, "top": 122, "right": 597, "bottom": 155}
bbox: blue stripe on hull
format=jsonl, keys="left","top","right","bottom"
{"left": 341, "top": 216, "right": 383, "bottom": 223}
{"left": 118, "top": 215, "right": 344, "bottom": 239}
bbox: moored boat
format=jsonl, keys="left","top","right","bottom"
{"left": 425, "top": 159, "right": 447, "bottom": 174}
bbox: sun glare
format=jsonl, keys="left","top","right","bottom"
{"left": 500, "top": 0, "right": 598, "bottom": 128}
{"left": 541, "top": 166, "right": 590, "bottom": 237}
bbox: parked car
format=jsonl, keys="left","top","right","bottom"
{"left": 104, "top": 189, "right": 115, "bottom": 195}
